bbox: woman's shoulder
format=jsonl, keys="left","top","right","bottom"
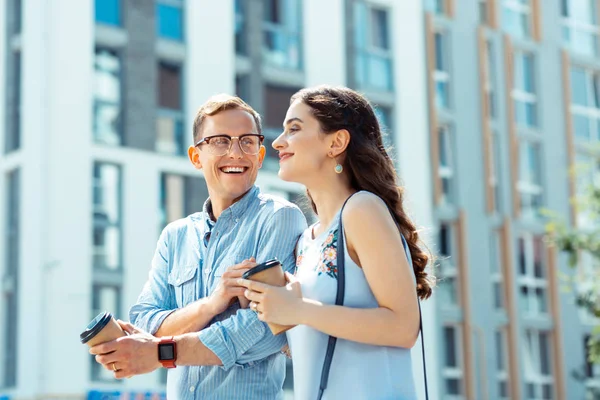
{"left": 342, "top": 191, "right": 390, "bottom": 222}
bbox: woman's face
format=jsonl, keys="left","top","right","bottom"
{"left": 272, "top": 99, "right": 332, "bottom": 185}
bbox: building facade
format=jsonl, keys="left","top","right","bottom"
{"left": 0, "top": 0, "right": 597, "bottom": 399}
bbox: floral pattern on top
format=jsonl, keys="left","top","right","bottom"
{"left": 316, "top": 229, "right": 339, "bottom": 279}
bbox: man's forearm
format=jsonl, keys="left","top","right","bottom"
{"left": 175, "top": 332, "right": 222, "bottom": 366}
{"left": 155, "top": 298, "right": 217, "bottom": 337}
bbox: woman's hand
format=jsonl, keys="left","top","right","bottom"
{"left": 238, "top": 272, "right": 304, "bottom": 326}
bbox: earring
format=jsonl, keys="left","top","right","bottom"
{"left": 335, "top": 164, "right": 343, "bottom": 174}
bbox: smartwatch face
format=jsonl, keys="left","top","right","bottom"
{"left": 159, "top": 343, "right": 175, "bottom": 360}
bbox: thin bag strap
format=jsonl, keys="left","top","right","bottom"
{"left": 317, "top": 196, "right": 352, "bottom": 400}
{"left": 317, "top": 195, "right": 429, "bottom": 400}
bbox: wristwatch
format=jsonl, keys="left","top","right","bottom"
{"left": 158, "top": 336, "right": 177, "bottom": 368}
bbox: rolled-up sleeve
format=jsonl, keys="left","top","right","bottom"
{"left": 129, "top": 227, "right": 176, "bottom": 334}
{"left": 199, "top": 206, "right": 307, "bottom": 370}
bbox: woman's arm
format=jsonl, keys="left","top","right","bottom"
{"left": 241, "top": 192, "right": 421, "bottom": 348}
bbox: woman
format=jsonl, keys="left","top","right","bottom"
{"left": 238, "top": 86, "right": 433, "bottom": 399}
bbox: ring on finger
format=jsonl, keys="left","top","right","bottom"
{"left": 112, "top": 362, "right": 117, "bottom": 372}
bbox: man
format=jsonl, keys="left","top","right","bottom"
{"left": 90, "top": 95, "right": 307, "bottom": 399}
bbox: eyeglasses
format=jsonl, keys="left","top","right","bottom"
{"left": 194, "top": 134, "right": 265, "bottom": 156}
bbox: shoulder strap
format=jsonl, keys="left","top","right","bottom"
{"left": 317, "top": 195, "right": 429, "bottom": 400}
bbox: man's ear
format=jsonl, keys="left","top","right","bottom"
{"left": 257, "top": 145, "right": 266, "bottom": 168}
{"left": 329, "top": 129, "right": 350, "bottom": 156}
{"left": 188, "top": 146, "right": 202, "bottom": 170}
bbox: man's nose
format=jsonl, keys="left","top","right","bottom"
{"left": 228, "top": 138, "right": 244, "bottom": 158}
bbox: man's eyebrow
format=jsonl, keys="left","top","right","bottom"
{"left": 283, "top": 117, "right": 303, "bottom": 128}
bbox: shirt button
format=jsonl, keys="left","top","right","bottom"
{"left": 190, "top": 386, "right": 195, "bottom": 392}
{"left": 204, "top": 268, "right": 210, "bottom": 275}
{"left": 235, "top": 218, "right": 239, "bottom": 223}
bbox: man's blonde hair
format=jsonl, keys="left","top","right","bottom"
{"left": 192, "top": 94, "right": 262, "bottom": 142}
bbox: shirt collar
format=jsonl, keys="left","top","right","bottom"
{"left": 201, "top": 185, "right": 259, "bottom": 227}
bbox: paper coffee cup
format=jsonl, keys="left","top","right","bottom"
{"left": 80, "top": 311, "right": 126, "bottom": 348}
{"left": 242, "top": 259, "right": 295, "bottom": 335}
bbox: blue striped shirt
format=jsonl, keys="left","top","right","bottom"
{"left": 130, "top": 186, "right": 307, "bottom": 400}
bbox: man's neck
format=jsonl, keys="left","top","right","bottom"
{"left": 208, "top": 188, "right": 252, "bottom": 219}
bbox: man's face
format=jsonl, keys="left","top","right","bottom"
{"left": 188, "top": 109, "right": 265, "bottom": 207}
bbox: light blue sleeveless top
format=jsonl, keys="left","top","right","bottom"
{"left": 286, "top": 199, "right": 418, "bottom": 400}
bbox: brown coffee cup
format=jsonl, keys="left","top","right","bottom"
{"left": 80, "top": 311, "right": 126, "bottom": 348}
{"left": 242, "top": 259, "right": 295, "bottom": 335}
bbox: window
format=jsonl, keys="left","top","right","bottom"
{"left": 159, "top": 174, "right": 208, "bottom": 230}
{"left": 95, "top": 0, "right": 120, "bottom": 26}
{"left": 5, "top": 53, "right": 21, "bottom": 153}
{"left": 495, "top": 330, "right": 510, "bottom": 399}
{"left": 502, "top": 0, "right": 532, "bottom": 39}
{"left": 424, "top": 0, "right": 446, "bottom": 15}
{"left": 263, "top": 0, "right": 302, "bottom": 70}
{"left": 574, "top": 155, "right": 600, "bottom": 228}
{"left": 264, "top": 85, "right": 301, "bottom": 169}
{"left": 523, "top": 330, "right": 553, "bottom": 400}
{"left": 576, "top": 251, "right": 600, "bottom": 325}
{"left": 434, "top": 31, "right": 451, "bottom": 109}
{"left": 517, "top": 141, "right": 543, "bottom": 218}
{"left": 513, "top": 51, "right": 537, "bottom": 128}
{"left": 374, "top": 106, "right": 395, "bottom": 153}
{"left": 561, "top": 0, "right": 599, "bottom": 57}
{"left": 156, "top": 63, "right": 185, "bottom": 156}
{"left": 235, "top": 75, "right": 251, "bottom": 104}
{"left": 517, "top": 234, "right": 548, "bottom": 316}
{"left": 489, "top": 129, "right": 502, "bottom": 211}
{"left": 94, "top": 48, "right": 122, "bottom": 146}
{"left": 235, "top": 0, "right": 247, "bottom": 55}
{"left": 443, "top": 325, "right": 465, "bottom": 398}
{"left": 93, "top": 164, "right": 122, "bottom": 271}
{"left": 479, "top": 0, "right": 490, "bottom": 24}
{"left": 438, "top": 223, "right": 459, "bottom": 307}
{"left": 354, "top": 2, "right": 393, "bottom": 91}
{"left": 584, "top": 335, "right": 600, "bottom": 396}
{"left": 13, "top": 0, "right": 22, "bottom": 34}
{"left": 157, "top": 0, "right": 184, "bottom": 41}
{"left": 570, "top": 66, "right": 600, "bottom": 145}
{"left": 483, "top": 39, "right": 497, "bottom": 119}
{"left": 438, "top": 126, "right": 455, "bottom": 205}
{"left": 91, "top": 285, "right": 121, "bottom": 381}
{"left": 490, "top": 231, "right": 504, "bottom": 309}
{"left": 2, "top": 170, "right": 20, "bottom": 388}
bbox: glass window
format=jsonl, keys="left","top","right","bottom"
{"left": 159, "top": 174, "right": 208, "bottom": 231}
{"left": 489, "top": 129, "right": 502, "bottom": 212}
{"left": 424, "top": 0, "right": 446, "bottom": 14}
{"left": 517, "top": 141, "right": 543, "bottom": 218}
{"left": 502, "top": 0, "right": 532, "bottom": 39}
{"left": 490, "top": 231, "right": 504, "bottom": 309}
{"left": 157, "top": 0, "right": 184, "bottom": 41}
{"left": 263, "top": 0, "right": 302, "bottom": 70}
{"left": 354, "top": 2, "right": 393, "bottom": 91}
{"left": 6, "top": 53, "right": 21, "bottom": 154}
{"left": 91, "top": 285, "right": 122, "bottom": 382}
{"left": 434, "top": 31, "right": 451, "bottom": 109}
{"left": 2, "top": 170, "right": 20, "bottom": 388}
{"left": 438, "top": 126, "right": 455, "bottom": 204}
{"left": 235, "top": 75, "right": 251, "bottom": 104}
{"left": 584, "top": 335, "right": 600, "bottom": 395}
{"left": 438, "top": 223, "right": 459, "bottom": 306}
{"left": 562, "top": 0, "right": 599, "bottom": 57}
{"left": 495, "top": 330, "right": 510, "bottom": 399}
{"left": 235, "top": 0, "right": 247, "bottom": 55}
{"left": 93, "top": 163, "right": 121, "bottom": 271}
{"left": 483, "top": 39, "right": 497, "bottom": 119}
{"left": 94, "top": 48, "right": 122, "bottom": 146}
{"left": 517, "top": 234, "right": 548, "bottom": 316}
{"left": 570, "top": 66, "right": 600, "bottom": 145}
{"left": 513, "top": 51, "right": 537, "bottom": 128}
{"left": 443, "top": 325, "right": 464, "bottom": 396}
{"left": 156, "top": 63, "right": 185, "bottom": 156}
{"left": 95, "top": 0, "right": 120, "bottom": 26}
{"left": 524, "top": 330, "right": 553, "bottom": 399}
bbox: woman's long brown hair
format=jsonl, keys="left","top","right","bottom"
{"left": 291, "top": 86, "right": 434, "bottom": 300}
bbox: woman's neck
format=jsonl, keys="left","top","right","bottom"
{"left": 308, "top": 179, "right": 355, "bottom": 236}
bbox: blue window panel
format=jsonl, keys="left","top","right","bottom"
{"left": 95, "top": 0, "right": 120, "bottom": 26}
{"left": 157, "top": 4, "right": 183, "bottom": 41}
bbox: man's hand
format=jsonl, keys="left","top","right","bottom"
{"left": 208, "top": 258, "right": 256, "bottom": 314}
{"left": 90, "top": 320, "right": 161, "bottom": 379}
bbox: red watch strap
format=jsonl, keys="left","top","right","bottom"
{"left": 159, "top": 336, "right": 177, "bottom": 369}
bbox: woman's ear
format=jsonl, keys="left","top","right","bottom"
{"left": 329, "top": 129, "right": 350, "bottom": 156}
